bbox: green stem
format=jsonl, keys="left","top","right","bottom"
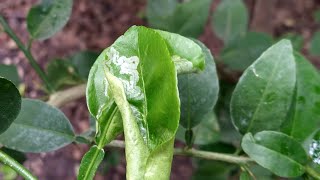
{"left": 0, "top": 150, "right": 38, "bottom": 180}
{"left": 174, "top": 148, "right": 253, "bottom": 165}
{"left": 306, "top": 165, "right": 320, "bottom": 180}
{"left": 0, "top": 15, "right": 54, "bottom": 93}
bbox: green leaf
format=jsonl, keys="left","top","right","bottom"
{"left": 242, "top": 131, "right": 308, "bottom": 177}
{"left": 221, "top": 32, "right": 273, "bottom": 71}
{"left": 105, "top": 70, "right": 176, "bottom": 180}
{"left": 0, "top": 77, "right": 21, "bottom": 134}
{"left": 78, "top": 145, "right": 104, "bottom": 180}
{"left": 155, "top": 30, "right": 206, "bottom": 71}
{"left": 230, "top": 40, "right": 296, "bottom": 134}
{"left": 147, "top": 0, "right": 211, "bottom": 38}
{"left": 0, "top": 64, "right": 20, "bottom": 86}
{"left": 70, "top": 51, "right": 99, "bottom": 79}
{"left": 281, "top": 53, "right": 320, "bottom": 142}
{"left": 314, "top": 10, "right": 320, "bottom": 23}
{"left": 0, "top": 99, "right": 75, "bottom": 152}
{"left": 212, "top": 0, "right": 248, "bottom": 44}
{"left": 27, "top": 0, "right": 73, "bottom": 40}
{"left": 103, "top": 26, "right": 181, "bottom": 179}
{"left": 178, "top": 39, "right": 219, "bottom": 129}
{"left": 46, "top": 59, "right": 83, "bottom": 90}
{"left": 146, "top": 0, "right": 177, "bottom": 29}
{"left": 280, "top": 33, "right": 303, "bottom": 51}
{"left": 176, "top": 111, "right": 220, "bottom": 145}
{"left": 86, "top": 52, "right": 123, "bottom": 147}
{"left": 310, "top": 31, "right": 320, "bottom": 56}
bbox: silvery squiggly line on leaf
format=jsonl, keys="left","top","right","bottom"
{"left": 105, "top": 47, "right": 143, "bottom": 100}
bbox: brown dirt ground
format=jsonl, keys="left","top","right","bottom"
{"left": 0, "top": 0, "right": 320, "bottom": 179}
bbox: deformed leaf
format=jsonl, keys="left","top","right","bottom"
{"left": 221, "top": 32, "right": 273, "bottom": 71}
{"left": 78, "top": 145, "right": 104, "bottom": 180}
{"left": 212, "top": 0, "right": 248, "bottom": 44}
{"left": 242, "top": 131, "right": 308, "bottom": 177}
{"left": 281, "top": 53, "right": 320, "bottom": 142}
{"left": 178, "top": 39, "right": 219, "bottom": 129}
{"left": 0, "top": 64, "right": 20, "bottom": 86}
{"left": 231, "top": 40, "right": 296, "bottom": 134}
{"left": 155, "top": 30, "right": 206, "bottom": 71}
{"left": 0, "top": 77, "right": 21, "bottom": 134}
{"left": 27, "top": 0, "right": 73, "bottom": 40}
{"left": 0, "top": 99, "right": 75, "bottom": 152}
{"left": 46, "top": 59, "right": 83, "bottom": 90}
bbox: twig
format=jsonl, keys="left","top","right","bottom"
{"left": 106, "top": 140, "right": 252, "bottom": 165}
{"left": 0, "top": 15, "right": 54, "bottom": 93}
{"left": 47, "top": 84, "right": 86, "bottom": 107}
{"left": 0, "top": 150, "right": 38, "bottom": 180}
{"left": 174, "top": 148, "right": 253, "bottom": 165}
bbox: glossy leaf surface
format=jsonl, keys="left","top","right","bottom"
{"left": 147, "top": 0, "right": 211, "bottom": 37}
{"left": 242, "top": 131, "right": 308, "bottom": 177}
{"left": 212, "top": 0, "right": 248, "bottom": 44}
{"left": 0, "top": 64, "right": 20, "bottom": 86}
{"left": 281, "top": 53, "right": 320, "bottom": 142}
{"left": 0, "top": 78, "right": 21, "bottom": 134}
{"left": 231, "top": 40, "right": 296, "bottom": 134}
{"left": 0, "top": 99, "right": 75, "bottom": 152}
{"left": 78, "top": 145, "right": 104, "bottom": 180}
{"left": 27, "top": 0, "right": 73, "bottom": 40}
{"left": 221, "top": 32, "right": 273, "bottom": 71}
{"left": 178, "top": 39, "right": 219, "bottom": 129}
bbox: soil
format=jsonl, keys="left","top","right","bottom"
{"left": 0, "top": 0, "right": 319, "bottom": 179}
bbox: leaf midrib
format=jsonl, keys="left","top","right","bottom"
{"left": 247, "top": 140, "right": 305, "bottom": 173}
{"left": 246, "top": 60, "right": 280, "bottom": 133}
{"left": 12, "top": 122, "right": 74, "bottom": 140}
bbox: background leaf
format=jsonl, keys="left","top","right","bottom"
{"left": 221, "top": 32, "right": 273, "bottom": 71}
{"left": 242, "top": 131, "right": 308, "bottom": 177}
{"left": 310, "top": 31, "right": 320, "bottom": 56}
{"left": 46, "top": 59, "right": 83, "bottom": 90}
{"left": 280, "top": 33, "right": 303, "bottom": 51}
{"left": 178, "top": 39, "right": 219, "bottom": 129}
{"left": 27, "top": 0, "right": 73, "bottom": 40}
{"left": 0, "top": 77, "right": 21, "bottom": 134}
{"left": 0, "top": 99, "right": 75, "bottom": 152}
{"left": 0, "top": 64, "right": 20, "bottom": 86}
{"left": 231, "top": 40, "right": 296, "bottom": 134}
{"left": 70, "top": 51, "right": 99, "bottom": 79}
{"left": 212, "top": 0, "right": 248, "bottom": 44}
{"left": 147, "top": 0, "right": 211, "bottom": 38}
{"left": 281, "top": 53, "right": 320, "bottom": 142}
